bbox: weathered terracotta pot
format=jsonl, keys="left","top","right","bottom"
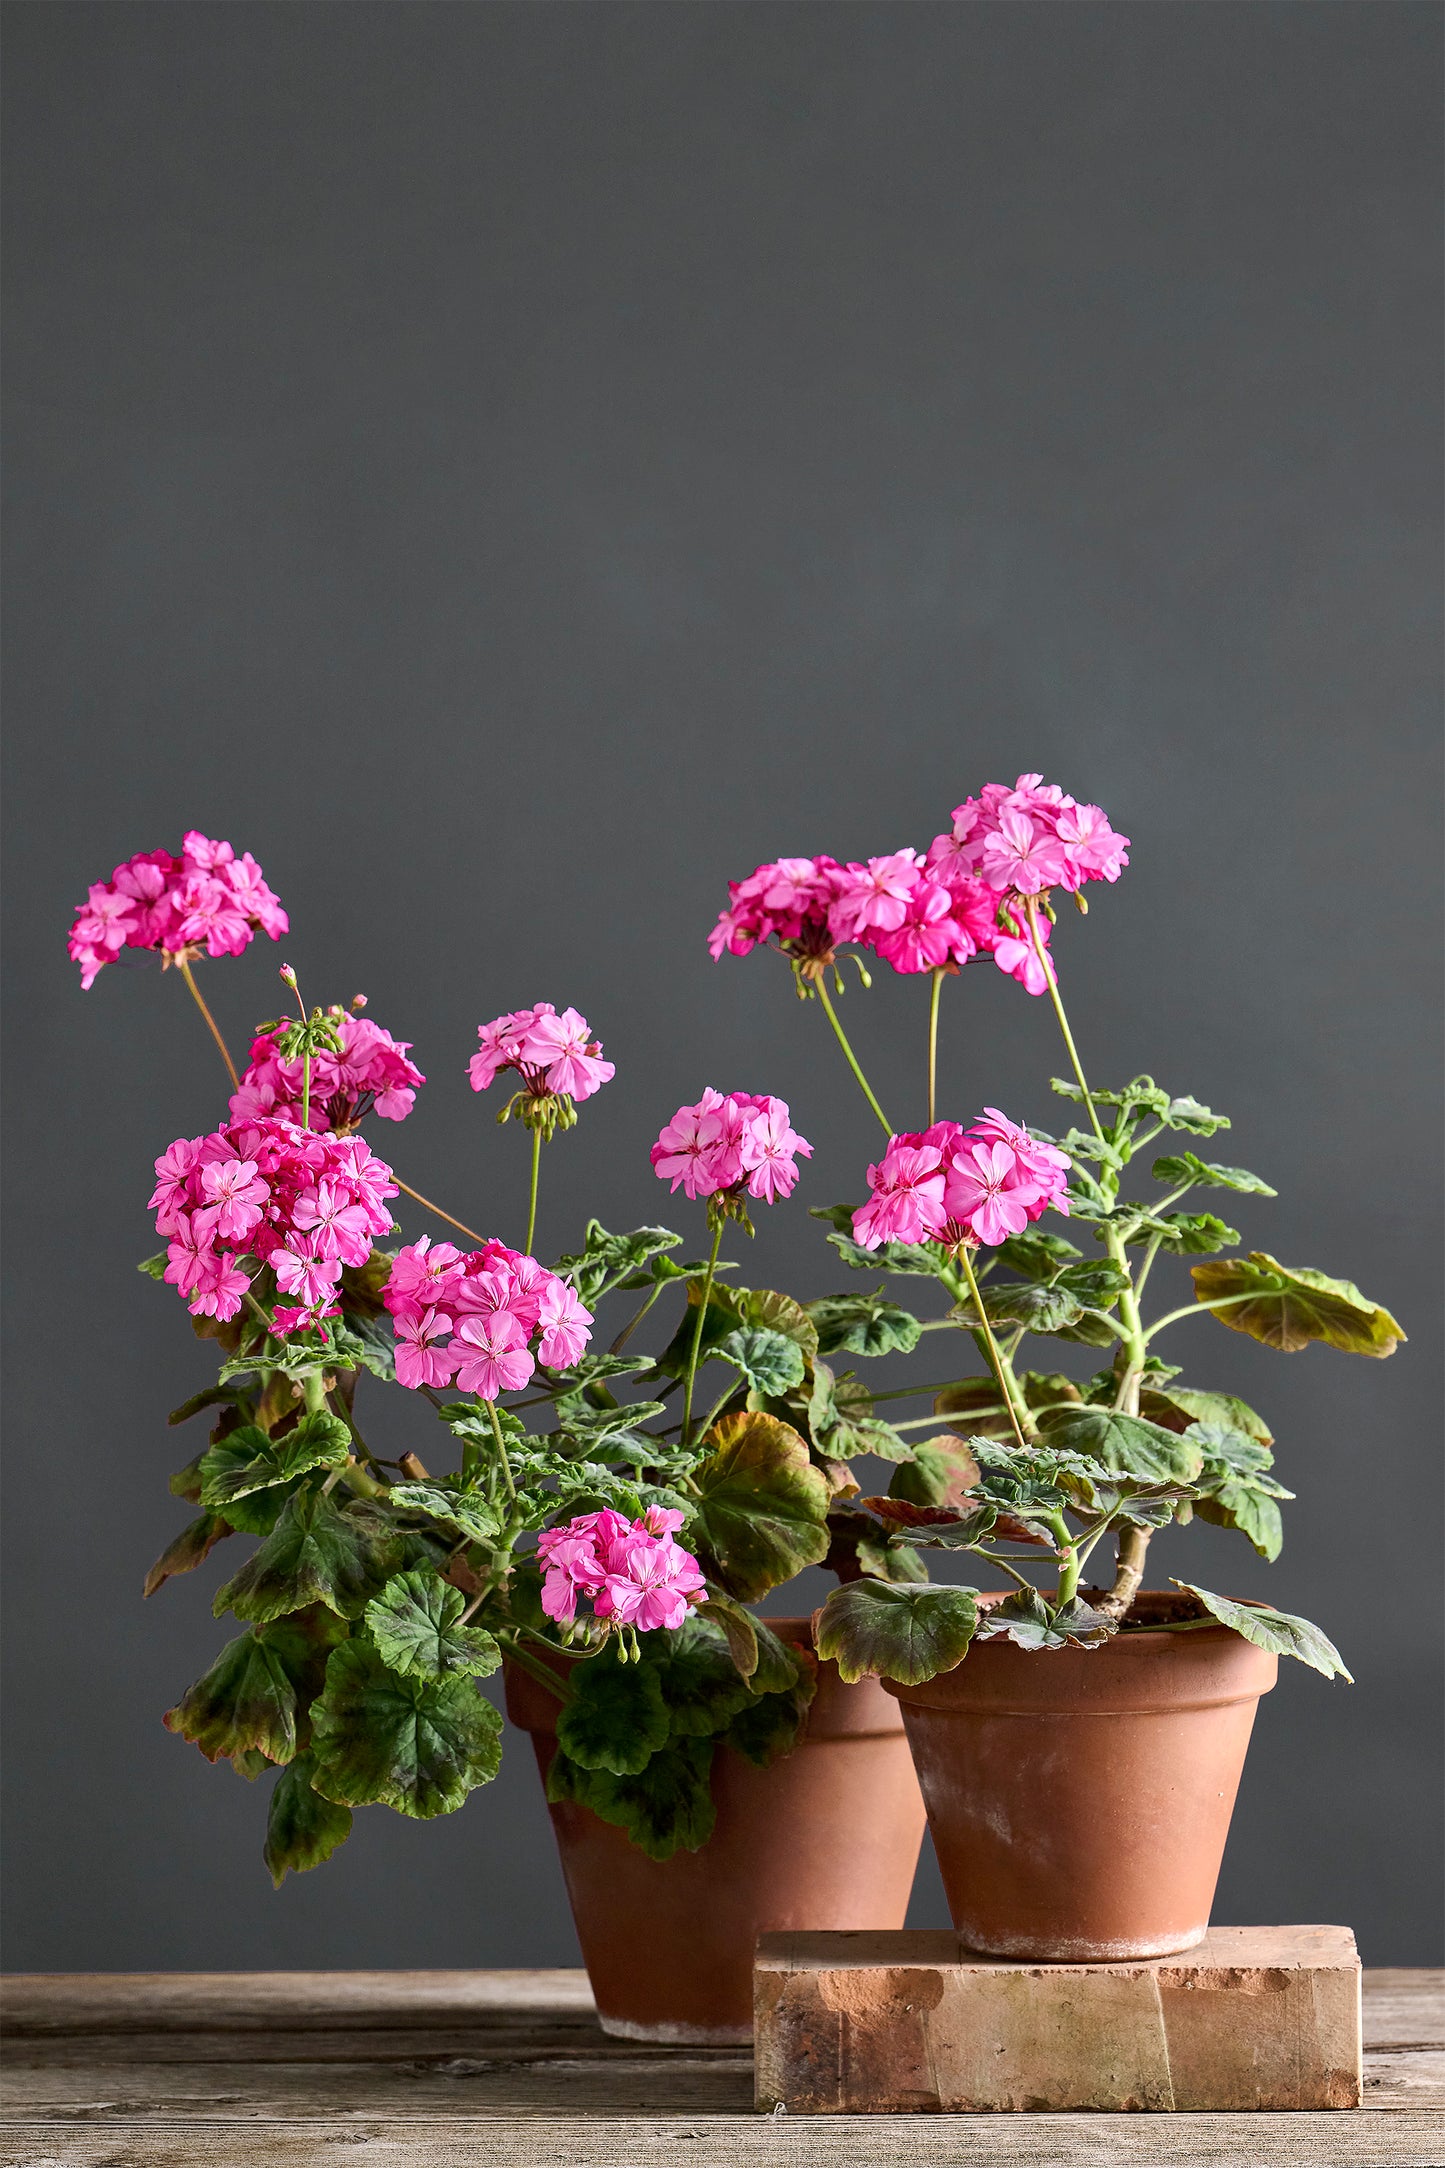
{"left": 504, "top": 1617, "right": 926, "bottom": 2041}
{"left": 883, "top": 1591, "right": 1278, "bottom": 1961}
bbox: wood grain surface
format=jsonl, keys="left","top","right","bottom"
{"left": 2, "top": 1966, "right": 1441, "bottom": 2167}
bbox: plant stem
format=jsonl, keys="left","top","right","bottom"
{"left": 867, "top": 1379, "right": 980, "bottom": 1404}
{"left": 695, "top": 1369, "right": 744, "bottom": 1441}
{"left": 970, "top": 1551, "right": 1039, "bottom": 1594}
{"left": 954, "top": 1244, "right": 1030, "bottom": 1454}
{"left": 301, "top": 1046, "right": 311, "bottom": 1133}
{"left": 609, "top": 1280, "right": 665, "bottom": 1355}
{"left": 815, "top": 976, "right": 892, "bottom": 1136}
{"left": 525, "top": 1125, "right": 542, "bottom": 1255}
{"left": 681, "top": 1221, "right": 725, "bottom": 1448}
{"left": 178, "top": 958, "right": 239, "bottom": 1090}
{"left": 927, "top": 967, "right": 944, "bottom": 1125}
{"left": 393, "top": 1177, "right": 489, "bottom": 1248}
{"left": 486, "top": 1398, "right": 517, "bottom": 1505}
{"left": 498, "top": 1630, "right": 571, "bottom": 1700}
{"left": 1144, "top": 1292, "right": 1257, "bottom": 1340}
{"left": 1024, "top": 897, "right": 1105, "bottom": 1147}
{"left": 1098, "top": 1523, "right": 1150, "bottom": 1623}
{"left": 301, "top": 1371, "right": 328, "bottom": 1418}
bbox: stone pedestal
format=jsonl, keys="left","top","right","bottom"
{"left": 754, "top": 1924, "right": 1362, "bottom": 2113}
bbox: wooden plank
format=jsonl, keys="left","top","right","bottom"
{"left": 1365, "top": 1972, "right": 1445, "bottom": 2049}
{"left": 4, "top": 2112, "right": 1445, "bottom": 2167}
{"left": 0, "top": 1971, "right": 594, "bottom": 2035}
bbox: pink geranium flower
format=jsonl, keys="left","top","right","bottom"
{"left": 853, "top": 1110, "right": 1071, "bottom": 1253}
{"left": 738, "top": 1095, "right": 814, "bottom": 1203}
{"left": 394, "top": 1308, "right": 459, "bottom": 1391}
{"left": 538, "top": 1511, "right": 705, "bottom": 1634}
{"left": 707, "top": 855, "right": 843, "bottom": 965}
{"left": 652, "top": 1090, "right": 811, "bottom": 1207}
{"left": 852, "top": 1143, "right": 948, "bottom": 1250}
{"left": 196, "top": 1157, "right": 269, "bottom": 1245}
{"left": 536, "top": 1279, "right": 594, "bottom": 1368}
{"left": 451, "top": 1312, "right": 535, "bottom": 1399}
{"left": 467, "top": 1002, "right": 614, "bottom": 1110}
{"left": 828, "top": 851, "right": 923, "bottom": 943}
{"left": 69, "top": 835, "right": 287, "bottom": 986}
{"left": 290, "top": 1179, "right": 375, "bottom": 1266}
{"left": 942, "top": 1138, "right": 1041, "bottom": 1247}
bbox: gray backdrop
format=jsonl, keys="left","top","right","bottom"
{"left": 4, "top": 1, "right": 1440, "bottom": 1971}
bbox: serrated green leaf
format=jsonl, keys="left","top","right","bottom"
{"left": 214, "top": 1491, "right": 403, "bottom": 1624}
{"left": 1177, "top": 1585, "right": 1351, "bottom": 1680}
{"left": 1139, "top": 1386, "right": 1274, "bottom": 1446}
{"left": 1190, "top": 1253, "right": 1405, "bottom": 1357}
{"left": 554, "top": 1222, "right": 684, "bottom": 1304}
{"left": 817, "top": 1579, "right": 979, "bottom": 1684}
{"left": 330, "top": 1309, "right": 396, "bottom": 1382}
{"left": 723, "top": 1661, "right": 816, "bottom": 1767}
{"left": 555, "top": 1647, "right": 669, "bottom": 1774}
{"left": 1050, "top": 1074, "right": 1170, "bottom": 1115}
{"left": 889, "top": 1439, "right": 982, "bottom": 1512}
{"left": 819, "top": 1374, "right": 910, "bottom": 1462}
{"left": 714, "top": 1325, "right": 807, "bottom": 1396}
{"left": 168, "top": 1383, "right": 251, "bottom": 1427}
{"left": 1152, "top": 1152, "right": 1276, "bottom": 1197}
{"left": 1193, "top": 1484, "right": 1284, "bottom": 1561}
{"left": 805, "top": 1293, "right": 923, "bottom": 1359}
{"left": 995, "top": 1229, "right": 1083, "bottom": 1276}
{"left": 654, "top": 1615, "right": 752, "bottom": 1738}
{"left": 200, "top": 1415, "right": 351, "bottom": 1511}
{"left": 144, "top": 1512, "right": 232, "bottom": 1597}
{"left": 264, "top": 1752, "right": 353, "bottom": 1886}
{"left": 364, "top": 1569, "right": 501, "bottom": 1680}
{"left": 689, "top": 1414, "right": 830, "bottom": 1602}
{"left": 386, "top": 1481, "right": 501, "bottom": 1547}
{"left": 1125, "top": 1210, "right": 1240, "bottom": 1255}
{"left": 959, "top": 1280, "right": 1084, "bottom": 1333}
{"left": 1163, "top": 1096, "right": 1231, "bottom": 1136}
{"left": 309, "top": 1639, "right": 503, "bottom": 1816}
{"left": 977, "top": 1588, "right": 1115, "bottom": 1649}
{"left": 546, "top": 1736, "right": 717, "bottom": 1860}
{"left": 138, "top": 1251, "right": 169, "bottom": 1281}
{"left": 1036, "top": 1404, "right": 1205, "bottom": 1483}
{"left": 164, "top": 1613, "right": 344, "bottom": 1767}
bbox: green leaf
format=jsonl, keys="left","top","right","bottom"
{"left": 168, "top": 1383, "right": 251, "bottom": 1427}
{"left": 1037, "top": 1403, "right": 1205, "bottom": 1484}
{"left": 330, "top": 1309, "right": 397, "bottom": 1383}
{"left": 555, "top": 1647, "right": 669, "bottom": 1774}
{"left": 1176, "top": 1585, "right": 1352, "bottom": 1681}
{"left": 163, "top": 1614, "right": 343, "bottom": 1767}
{"left": 144, "top": 1513, "right": 232, "bottom": 1597}
{"left": 214, "top": 1491, "right": 403, "bottom": 1625}
{"left": 1190, "top": 1253, "right": 1405, "bottom": 1357}
{"left": 1125, "top": 1211, "right": 1240, "bottom": 1255}
{"left": 200, "top": 1415, "right": 352, "bottom": 1512}
{"left": 932, "top": 1374, "right": 1080, "bottom": 1444}
{"left": 546, "top": 1736, "right": 717, "bottom": 1860}
{"left": 697, "top": 1593, "right": 759, "bottom": 1679}
{"left": 138, "top": 1251, "right": 169, "bottom": 1281}
{"left": 555, "top": 1221, "right": 684, "bottom": 1304}
{"left": 889, "top": 1439, "right": 982, "bottom": 1512}
{"left": 264, "top": 1752, "right": 353, "bottom": 1886}
{"left": 1163, "top": 1096, "right": 1231, "bottom": 1136}
{"left": 816, "top": 1580, "right": 979, "bottom": 1684}
{"left": 1152, "top": 1152, "right": 1276, "bottom": 1197}
{"left": 1052, "top": 1262, "right": 1132, "bottom": 1306}
{"left": 714, "top": 1326, "right": 807, "bottom": 1396}
{"left": 1050, "top": 1074, "right": 1169, "bottom": 1115}
{"left": 737, "top": 1288, "right": 820, "bottom": 1363}
{"left": 962, "top": 1281, "right": 1084, "bottom": 1333}
{"left": 1140, "top": 1386, "right": 1273, "bottom": 1446}
{"left": 168, "top": 1451, "right": 207, "bottom": 1503}
{"left": 309, "top": 1639, "right": 504, "bottom": 1816}
{"left": 855, "top": 1533, "right": 930, "bottom": 1583}
{"left": 386, "top": 1481, "right": 501, "bottom": 1547}
{"left": 995, "top": 1229, "right": 1083, "bottom": 1276}
{"left": 805, "top": 1294, "right": 923, "bottom": 1359}
{"left": 364, "top": 1570, "right": 501, "bottom": 1681}
{"left": 977, "top": 1589, "right": 1115, "bottom": 1649}
{"left": 1194, "top": 1484, "right": 1284, "bottom": 1561}
{"left": 655, "top": 1615, "right": 752, "bottom": 1738}
{"left": 689, "top": 1414, "right": 830, "bottom": 1602}
{"left": 723, "top": 1664, "right": 817, "bottom": 1768}
{"left": 819, "top": 1374, "right": 910, "bottom": 1463}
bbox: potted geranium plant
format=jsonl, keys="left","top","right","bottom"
{"left": 707, "top": 777, "right": 1404, "bottom": 1961}
{"left": 70, "top": 836, "right": 926, "bottom": 2045}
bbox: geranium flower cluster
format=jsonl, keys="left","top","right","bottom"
{"left": 651, "top": 1090, "right": 812, "bottom": 1204}
{"left": 150, "top": 1117, "right": 397, "bottom": 1326}
{"left": 707, "top": 856, "right": 844, "bottom": 966}
{"left": 853, "top": 1108, "right": 1072, "bottom": 1251}
{"left": 382, "top": 1236, "right": 594, "bottom": 1394}
{"left": 468, "top": 1004, "right": 615, "bottom": 1103}
{"left": 537, "top": 1508, "right": 706, "bottom": 1634}
{"left": 69, "top": 833, "right": 288, "bottom": 989}
{"left": 830, "top": 847, "right": 1054, "bottom": 989}
{"left": 931, "top": 776, "right": 1129, "bottom": 898}
{"left": 231, "top": 1010, "right": 425, "bottom": 1130}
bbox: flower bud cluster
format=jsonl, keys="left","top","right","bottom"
{"left": 231, "top": 1011, "right": 425, "bottom": 1130}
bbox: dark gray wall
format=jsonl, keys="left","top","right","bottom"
{"left": 4, "top": 1, "right": 1440, "bottom": 1971}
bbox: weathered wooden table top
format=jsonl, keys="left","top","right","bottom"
{"left": 1, "top": 1967, "right": 1441, "bottom": 2166}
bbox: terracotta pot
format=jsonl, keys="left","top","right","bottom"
{"left": 883, "top": 1591, "right": 1277, "bottom": 1961}
{"left": 504, "top": 1617, "right": 926, "bottom": 2042}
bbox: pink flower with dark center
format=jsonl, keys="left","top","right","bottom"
{"left": 1055, "top": 802, "right": 1130, "bottom": 887}
{"left": 651, "top": 1088, "right": 730, "bottom": 1199}
{"left": 188, "top": 1255, "right": 251, "bottom": 1322}
{"left": 164, "top": 1213, "right": 217, "bottom": 1297}
{"left": 519, "top": 1006, "right": 616, "bottom": 1101}
{"left": 942, "top": 1138, "right": 1039, "bottom": 1247}
{"left": 852, "top": 1143, "right": 949, "bottom": 1250}
{"left": 387, "top": 1236, "right": 463, "bottom": 1306}
{"left": 196, "top": 1157, "right": 269, "bottom": 1244}
{"left": 273, "top": 1240, "right": 343, "bottom": 1309}
{"left": 871, "top": 877, "right": 971, "bottom": 974}
{"left": 290, "top": 1179, "right": 374, "bottom": 1265}
{"left": 828, "top": 851, "right": 923, "bottom": 943}
{"left": 69, "top": 835, "right": 287, "bottom": 985}
{"left": 738, "top": 1095, "right": 813, "bottom": 1203}
{"left": 394, "top": 1308, "right": 459, "bottom": 1391}
{"left": 536, "top": 1279, "right": 594, "bottom": 1368}
{"left": 451, "top": 1312, "right": 535, "bottom": 1398}
{"left": 977, "top": 809, "right": 1068, "bottom": 896}
{"left": 596, "top": 1533, "right": 708, "bottom": 1633}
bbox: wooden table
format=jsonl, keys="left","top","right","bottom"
{"left": 2, "top": 1968, "right": 1441, "bottom": 2165}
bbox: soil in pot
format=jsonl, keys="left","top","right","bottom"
{"left": 504, "top": 1617, "right": 926, "bottom": 2042}
{"left": 884, "top": 1589, "right": 1278, "bottom": 1962}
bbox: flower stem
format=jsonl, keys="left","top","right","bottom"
{"left": 525, "top": 1125, "right": 542, "bottom": 1256}
{"left": 1024, "top": 897, "right": 1105, "bottom": 1147}
{"left": 609, "top": 1280, "right": 666, "bottom": 1355}
{"left": 1143, "top": 1292, "right": 1258, "bottom": 1341}
{"left": 927, "top": 967, "right": 944, "bottom": 1125}
{"left": 301, "top": 1047, "right": 312, "bottom": 1133}
{"left": 486, "top": 1397, "right": 517, "bottom": 1505}
{"left": 815, "top": 977, "right": 892, "bottom": 1136}
{"left": 681, "top": 1221, "right": 724, "bottom": 1448}
{"left": 178, "top": 958, "right": 239, "bottom": 1091}
{"left": 393, "top": 1177, "right": 489, "bottom": 1248}
{"left": 954, "top": 1243, "right": 1030, "bottom": 1454}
